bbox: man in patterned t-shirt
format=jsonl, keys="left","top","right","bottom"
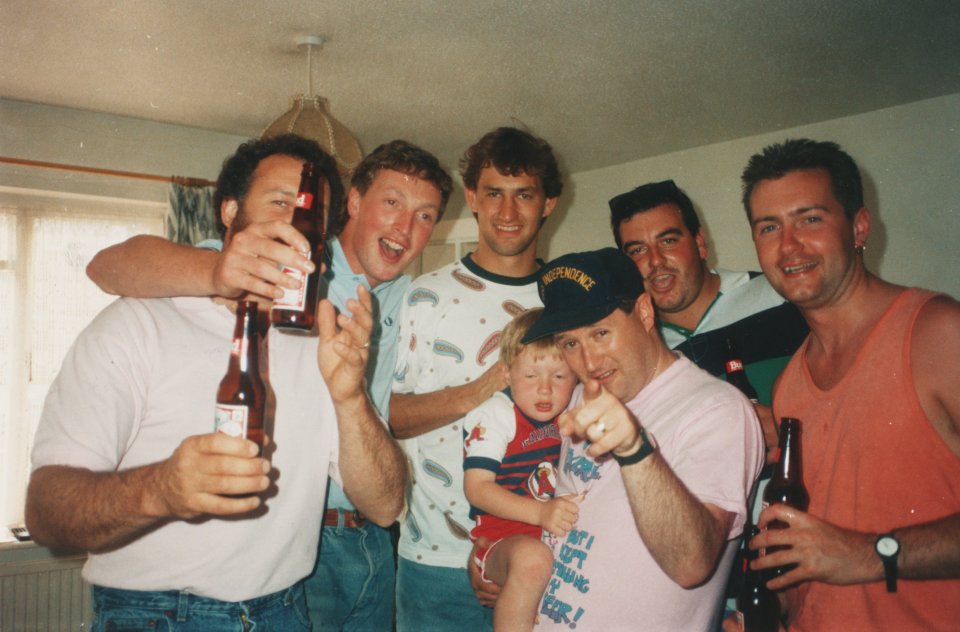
{"left": 390, "top": 127, "right": 564, "bottom": 632}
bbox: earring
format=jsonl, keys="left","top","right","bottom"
{"left": 855, "top": 243, "right": 866, "bottom": 255}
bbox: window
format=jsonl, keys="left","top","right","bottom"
{"left": 0, "top": 185, "right": 165, "bottom": 533}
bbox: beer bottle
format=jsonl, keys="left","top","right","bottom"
{"left": 725, "top": 336, "right": 759, "bottom": 402}
{"left": 271, "top": 161, "right": 327, "bottom": 332}
{"left": 736, "top": 525, "right": 781, "bottom": 632}
{"left": 215, "top": 300, "right": 265, "bottom": 454}
{"left": 761, "top": 417, "right": 809, "bottom": 578}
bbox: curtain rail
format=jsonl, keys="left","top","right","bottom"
{"left": 0, "top": 156, "right": 215, "bottom": 188}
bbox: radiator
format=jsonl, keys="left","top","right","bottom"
{"left": 0, "top": 544, "right": 92, "bottom": 631}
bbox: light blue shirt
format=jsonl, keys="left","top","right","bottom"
{"left": 318, "top": 238, "right": 410, "bottom": 510}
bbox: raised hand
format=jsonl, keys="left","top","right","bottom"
{"left": 558, "top": 379, "right": 643, "bottom": 459}
{"left": 317, "top": 284, "right": 374, "bottom": 403}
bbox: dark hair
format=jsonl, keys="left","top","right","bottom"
{"left": 741, "top": 138, "right": 864, "bottom": 220}
{"left": 607, "top": 179, "right": 701, "bottom": 250}
{"left": 459, "top": 127, "right": 563, "bottom": 199}
{"left": 350, "top": 140, "right": 454, "bottom": 221}
{"left": 214, "top": 134, "right": 345, "bottom": 238}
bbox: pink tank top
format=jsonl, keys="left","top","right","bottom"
{"left": 775, "top": 288, "right": 960, "bottom": 631}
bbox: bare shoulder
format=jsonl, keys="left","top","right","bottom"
{"left": 912, "top": 293, "right": 960, "bottom": 452}
{"left": 913, "top": 294, "right": 960, "bottom": 358}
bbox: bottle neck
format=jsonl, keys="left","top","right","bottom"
{"left": 774, "top": 418, "right": 802, "bottom": 482}
{"left": 232, "top": 302, "right": 260, "bottom": 374}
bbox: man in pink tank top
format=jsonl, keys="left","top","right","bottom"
{"left": 734, "top": 138, "right": 960, "bottom": 631}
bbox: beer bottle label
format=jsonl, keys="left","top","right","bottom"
{"left": 215, "top": 403, "right": 249, "bottom": 438}
{"left": 272, "top": 266, "right": 308, "bottom": 312}
{"left": 726, "top": 359, "right": 744, "bottom": 373}
{"left": 296, "top": 192, "right": 313, "bottom": 208}
{"left": 758, "top": 500, "right": 771, "bottom": 558}
{"left": 230, "top": 336, "right": 248, "bottom": 357}
{"left": 733, "top": 611, "right": 745, "bottom": 631}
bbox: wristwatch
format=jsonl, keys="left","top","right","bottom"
{"left": 612, "top": 425, "right": 655, "bottom": 467}
{"left": 875, "top": 532, "right": 900, "bottom": 593}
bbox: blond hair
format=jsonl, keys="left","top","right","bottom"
{"left": 499, "top": 308, "right": 561, "bottom": 366}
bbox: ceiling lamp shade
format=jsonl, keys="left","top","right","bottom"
{"left": 261, "top": 36, "right": 363, "bottom": 181}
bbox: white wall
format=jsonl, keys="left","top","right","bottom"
{"left": 0, "top": 99, "right": 247, "bottom": 201}
{"left": 541, "top": 93, "right": 960, "bottom": 299}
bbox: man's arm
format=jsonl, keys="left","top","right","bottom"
{"left": 752, "top": 506, "right": 960, "bottom": 590}
{"left": 559, "top": 379, "right": 735, "bottom": 588}
{"left": 389, "top": 363, "right": 506, "bottom": 439}
{"left": 86, "top": 223, "right": 312, "bottom": 300}
{"left": 318, "top": 286, "right": 407, "bottom": 525}
{"left": 25, "top": 434, "right": 269, "bottom": 552}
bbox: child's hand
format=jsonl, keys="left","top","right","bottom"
{"left": 539, "top": 494, "right": 581, "bottom": 537}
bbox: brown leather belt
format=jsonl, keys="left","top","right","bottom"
{"left": 323, "top": 508, "right": 367, "bottom": 528}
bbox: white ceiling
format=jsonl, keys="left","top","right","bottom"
{"left": 2, "top": 0, "right": 960, "bottom": 176}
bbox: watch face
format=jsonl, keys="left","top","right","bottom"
{"left": 877, "top": 536, "right": 899, "bottom": 556}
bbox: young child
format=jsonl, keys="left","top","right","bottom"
{"left": 463, "top": 308, "right": 580, "bottom": 631}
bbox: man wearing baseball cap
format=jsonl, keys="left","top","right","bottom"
{"left": 524, "top": 248, "right": 764, "bottom": 631}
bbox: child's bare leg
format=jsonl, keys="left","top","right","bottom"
{"left": 483, "top": 534, "right": 554, "bottom": 632}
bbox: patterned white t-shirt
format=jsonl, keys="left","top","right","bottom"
{"left": 392, "top": 255, "right": 541, "bottom": 568}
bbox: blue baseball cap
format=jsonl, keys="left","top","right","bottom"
{"left": 522, "top": 248, "right": 644, "bottom": 343}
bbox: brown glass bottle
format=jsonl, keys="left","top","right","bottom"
{"left": 215, "top": 300, "right": 265, "bottom": 454}
{"left": 724, "top": 336, "right": 759, "bottom": 402}
{"left": 736, "top": 525, "right": 781, "bottom": 632}
{"left": 761, "top": 417, "right": 809, "bottom": 578}
{"left": 270, "top": 161, "right": 327, "bottom": 332}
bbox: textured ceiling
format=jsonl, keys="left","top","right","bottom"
{"left": 2, "top": 0, "right": 960, "bottom": 176}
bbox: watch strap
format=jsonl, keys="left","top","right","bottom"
{"left": 612, "top": 425, "right": 655, "bottom": 467}
{"left": 876, "top": 533, "right": 900, "bottom": 593}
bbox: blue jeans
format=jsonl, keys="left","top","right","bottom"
{"left": 304, "top": 521, "right": 395, "bottom": 631}
{"left": 396, "top": 557, "right": 492, "bottom": 632}
{"left": 91, "top": 583, "right": 310, "bottom": 631}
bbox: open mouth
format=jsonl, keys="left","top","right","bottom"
{"left": 380, "top": 237, "right": 406, "bottom": 261}
{"left": 646, "top": 272, "right": 676, "bottom": 292}
{"left": 782, "top": 262, "right": 817, "bottom": 275}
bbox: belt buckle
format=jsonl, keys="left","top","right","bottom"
{"left": 352, "top": 510, "right": 367, "bottom": 527}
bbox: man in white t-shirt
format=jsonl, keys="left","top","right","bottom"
{"left": 521, "top": 248, "right": 764, "bottom": 631}
{"left": 25, "top": 135, "right": 407, "bottom": 630}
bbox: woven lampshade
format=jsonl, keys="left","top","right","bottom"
{"left": 261, "top": 94, "right": 363, "bottom": 181}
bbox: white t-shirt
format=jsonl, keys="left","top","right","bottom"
{"left": 32, "top": 296, "right": 339, "bottom": 601}
{"left": 392, "top": 256, "right": 541, "bottom": 568}
{"left": 536, "top": 356, "right": 764, "bottom": 631}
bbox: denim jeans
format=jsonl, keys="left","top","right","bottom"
{"left": 91, "top": 583, "right": 311, "bottom": 631}
{"left": 395, "top": 557, "right": 493, "bottom": 632}
{"left": 303, "top": 521, "right": 395, "bottom": 631}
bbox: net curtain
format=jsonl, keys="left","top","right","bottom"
{"left": 167, "top": 180, "right": 218, "bottom": 245}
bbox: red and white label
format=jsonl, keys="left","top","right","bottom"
{"left": 215, "top": 403, "right": 249, "bottom": 438}
{"left": 296, "top": 192, "right": 313, "bottom": 208}
{"left": 272, "top": 266, "right": 308, "bottom": 312}
{"left": 726, "top": 359, "right": 744, "bottom": 373}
